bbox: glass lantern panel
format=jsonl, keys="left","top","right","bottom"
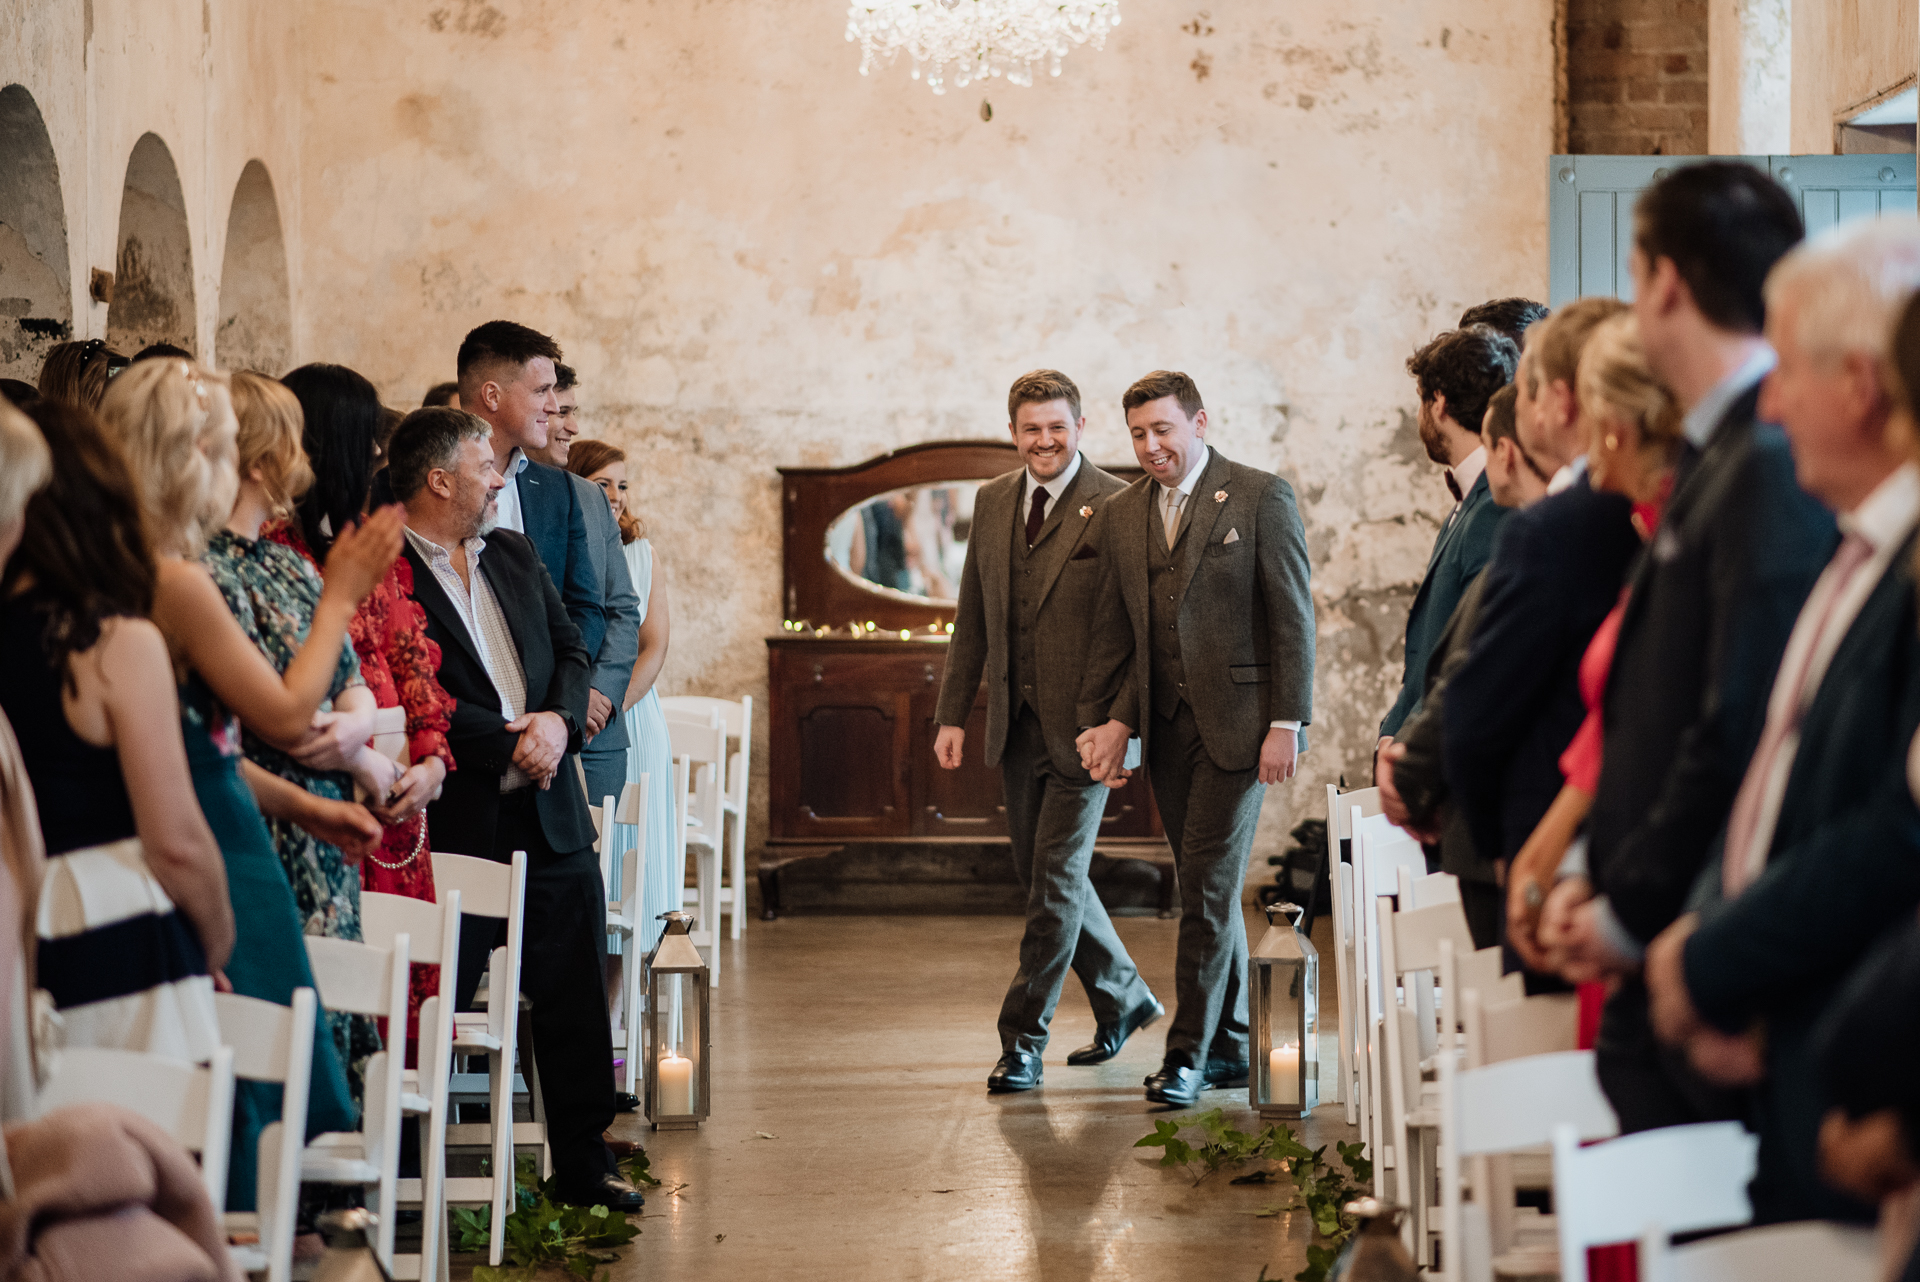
{"left": 1259, "top": 960, "right": 1305, "bottom": 1108}
{"left": 650, "top": 970, "right": 702, "bottom": 1116}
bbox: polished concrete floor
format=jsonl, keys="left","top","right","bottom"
{"left": 457, "top": 909, "right": 1359, "bottom": 1281}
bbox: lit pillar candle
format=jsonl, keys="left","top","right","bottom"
{"left": 658, "top": 1052, "right": 694, "bottom": 1115}
{"left": 1270, "top": 1043, "right": 1300, "bottom": 1106}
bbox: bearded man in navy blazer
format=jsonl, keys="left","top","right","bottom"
{"left": 388, "top": 407, "right": 644, "bottom": 1212}
{"left": 1644, "top": 221, "right": 1920, "bottom": 1225}
{"left": 1077, "top": 371, "right": 1315, "bottom": 1107}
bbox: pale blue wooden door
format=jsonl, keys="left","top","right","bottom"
{"left": 1548, "top": 154, "right": 1918, "bottom": 306}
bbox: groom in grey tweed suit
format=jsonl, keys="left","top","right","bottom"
{"left": 935, "top": 370, "right": 1161, "bottom": 1094}
{"left": 1077, "top": 370, "right": 1315, "bottom": 1107}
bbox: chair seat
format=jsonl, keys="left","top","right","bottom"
{"left": 1491, "top": 1243, "right": 1559, "bottom": 1278}
{"left": 301, "top": 1133, "right": 381, "bottom": 1184}
{"left": 401, "top": 1091, "right": 431, "bottom": 1114}
{"left": 228, "top": 1244, "right": 268, "bottom": 1273}
{"left": 607, "top": 910, "right": 633, "bottom": 930}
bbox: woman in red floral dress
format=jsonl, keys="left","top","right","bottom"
{"left": 269, "top": 365, "right": 455, "bottom": 1056}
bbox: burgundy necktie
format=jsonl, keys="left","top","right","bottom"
{"left": 1026, "top": 486, "right": 1049, "bottom": 547}
{"left": 1445, "top": 471, "right": 1464, "bottom": 503}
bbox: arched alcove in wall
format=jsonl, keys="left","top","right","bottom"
{"left": 215, "top": 161, "right": 292, "bottom": 375}
{"left": 0, "top": 84, "right": 73, "bottom": 382}
{"left": 107, "top": 133, "right": 196, "bottom": 356}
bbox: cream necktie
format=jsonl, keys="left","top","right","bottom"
{"left": 1163, "top": 489, "right": 1185, "bottom": 550}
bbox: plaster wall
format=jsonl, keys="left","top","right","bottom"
{"left": 296, "top": 0, "right": 1554, "bottom": 878}
{"left": 1789, "top": 0, "right": 1918, "bottom": 152}
{"left": 0, "top": 0, "right": 301, "bottom": 371}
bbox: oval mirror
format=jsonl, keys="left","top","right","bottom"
{"left": 824, "top": 481, "right": 981, "bottom": 606}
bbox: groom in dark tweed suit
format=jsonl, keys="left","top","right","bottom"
{"left": 1077, "top": 370, "right": 1316, "bottom": 1107}
{"left": 935, "top": 370, "right": 1161, "bottom": 1094}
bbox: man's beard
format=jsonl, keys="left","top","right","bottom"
{"left": 475, "top": 508, "right": 500, "bottom": 539}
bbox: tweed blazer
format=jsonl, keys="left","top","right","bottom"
{"left": 935, "top": 457, "right": 1128, "bottom": 777}
{"left": 1076, "top": 446, "right": 1315, "bottom": 771}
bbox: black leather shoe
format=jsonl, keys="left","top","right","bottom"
{"left": 1143, "top": 1061, "right": 1205, "bottom": 1106}
{"left": 1067, "top": 996, "right": 1165, "bottom": 1066}
{"left": 555, "top": 1173, "right": 645, "bottom": 1211}
{"left": 987, "top": 1051, "right": 1043, "bottom": 1093}
{"left": 1204, "top": 1058, "right": 1250, "bottom": 1089}
{"left": 614, "top": 1091, "right": 640, "bottom": 1114}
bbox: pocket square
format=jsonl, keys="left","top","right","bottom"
{"left": 1070, "top": 544, "right": 1099, "bottom": 561}
{"left": 1222, "top": 528, "right": 1241, "bottom": 545}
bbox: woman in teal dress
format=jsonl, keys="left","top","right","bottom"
{"left": 96, "top": 359, "right": 405, "bottom": 1210}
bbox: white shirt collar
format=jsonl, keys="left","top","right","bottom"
{"left": 1839, "top": 462, "right": 1920, "bottom": 552}
{"left": 1448, "top": 445, "right": 1487, "bottom": 499}
{"left": 501, "top": 447, "right": 529, "bottom": 479}
{"left": 1165, "top": 446, "right": 1211, "bottom": 500}
{"left": 1547, "top": 454, "right": 1589, "bottom": 495}
{"left": 1683, "top": 346, "right": 1776, "bottom": 449}
{"left": 404, "top": 524, "right": 485, "bottom": 568}
{"left": 1022, "top": 450, "right": 1083, "bottom": 505}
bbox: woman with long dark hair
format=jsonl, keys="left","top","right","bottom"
{"left": 0, "top": 399, "right": 232, "bottom": 1064}
{"left": 267, "top": 364, "right": 455, "bottom": 1056}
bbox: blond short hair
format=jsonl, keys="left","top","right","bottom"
{"left": 0, "top": 398, "right": 51, "bottom": 526}
{"left": 1766, "top": 217, "right": 1920, "bottom": 365}
{"left": 1525, "top": 295, "right": 1631, "bottom": 396}
{"left": 1577, "top": 313, "right": 1684, "bottom": 452}
{"left": 96, "top": 359, "right": 239, "bottom": 556}
{"left": 230, "top": 371, "right": 314, "bottom": 514}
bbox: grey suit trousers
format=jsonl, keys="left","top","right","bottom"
{"left": 1149, "top": 702, "right": 1266, "bottom": 1065}
{"left": 581, "top": 747, "right": 628, "bottom": 817}
{"left": 998, "top": 707, "right": 1151, "bottom": 1057}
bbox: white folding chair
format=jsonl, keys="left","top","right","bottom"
{"left": 665, "top": 713, "right": 726, "bottom": 985}
{"left": 660, "top": 694, "right": 753, "bottom": 939}
{"left": 1376, "top": 884, "right": 1476, "bottom": 1262}
{"left": 361, "top": 890, "right": 463, "bottom": 1282}
{"left": 1437, "top": 939, "right": 1524, "bottom": 1057}
{"left": 1552, "top": 1122, "right": 1756, "bottom": 1282}
{"left": 1639, "top": 1219, "right": 1879, "bottom": 1282}
{"left": 429, "top": 850, "right": 536, "bottom": 1269}
{"left": 35, "top": 1044, "right": 236, "bottom": 1210}
{"left": 214, "top": 988, "right": 316, "bottom": 1282}
{"left": 1351, "top": 808, "right": 1427, "bottom": 1194}
{"left": 1437, "top": 1047, "right": 1618, "bottom": 1282}
{"left": 1327, "top": 783, "right": 1384, "bottom": 1124}
{"left": 595, "top": 779, "right": 648, "bottom": 1097}
{"left": 303, "top": 933, "right": 411, "bottom": 1270}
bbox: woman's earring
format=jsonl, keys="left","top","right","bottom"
{"left": 1605, "top": 433, "right": 1620, "bottom": 452}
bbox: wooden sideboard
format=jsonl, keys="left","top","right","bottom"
{"left": 765, "top": 637, "right": 1165, "bottom": 847}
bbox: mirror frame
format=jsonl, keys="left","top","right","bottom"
{"left": 779, "top": 439, "right": 1145, "bottom": 632}
{"left": 780, "top": 440, "right": 1018, "bottom": 632}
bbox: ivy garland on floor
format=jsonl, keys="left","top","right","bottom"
{"left": 1135, "top": 1109, "right": 1372, "bottom": 1282}
{"left": 451, "top": 1151, "right": 663, "bottom": 1281}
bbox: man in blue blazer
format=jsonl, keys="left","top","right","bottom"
{"left": 1645, "top": 221, "right": 1920, "bottom": 1224}
{"left": 456, "top": 322, "right": 607, "bottom": 708}
{"left": 1377, "top": 326, "right": 1518, "bottom": 762}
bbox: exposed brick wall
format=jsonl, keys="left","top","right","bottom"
{"left": 1566, "top": 0, "right": 1708, "bottom": 154}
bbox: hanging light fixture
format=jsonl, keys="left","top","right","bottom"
{"left": 846, "top": 0, "right": 1122, "bottom": 96}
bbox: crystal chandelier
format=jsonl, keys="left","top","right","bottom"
{"left": 846, "top": 0, "right": 1122, "bottom": 95}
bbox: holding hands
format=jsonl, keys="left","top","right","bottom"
{"left": 1076, "top": 720, "right": 1133, "bottom": 788}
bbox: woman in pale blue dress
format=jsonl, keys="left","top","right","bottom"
{"left": 568, "top": 441, "right": 675, "bottom": 957}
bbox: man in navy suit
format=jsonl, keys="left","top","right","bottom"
{"left": 1644, "top": 220, "right": 1920, "bottom": 1224}
{"left": 455, "top": 321, "right": 608, "bottom": 747}
{"left": 1376, "top": 325, "right": 1518, "bottom": 771}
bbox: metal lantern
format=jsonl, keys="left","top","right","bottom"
{"left": 1250, "top": 901, "right": 1319, "bottom": 1120}
{"left": 643, "top": 911, "right": 711, "bottom": 1130}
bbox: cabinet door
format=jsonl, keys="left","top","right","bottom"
{"left": 779, "top": 686, "right": 915, "bottom": 839}
{"left": 913, "top": 690, "right": 1008, "bottom": 837}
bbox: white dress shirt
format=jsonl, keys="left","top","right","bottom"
{"left": 1547, "top": 454, "right": 1589, "bottom": 496}
{"left": 1020, "top": 449, "right": 1083, "bottom": 525}
{"left": 406, "top": 527, "right": 533, "bottom": 791}
{"left": 493, "top": 446, "right": 531, "bottom": 535}
{"left": 1682, "top": 347, "right": 1776, "bottom": 449}
{"left": 1724, "top": 462, "right": 1920, "bottom": 889}
{"left": 1444, "top": 445, "right": 1487, "bottom": 528}
{"left": 1153, "top": 447, "right": 1300, "bottom": 739}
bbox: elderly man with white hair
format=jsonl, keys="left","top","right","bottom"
{"left": 1645, "top": 215, "right": 1920, "bottom": 1226}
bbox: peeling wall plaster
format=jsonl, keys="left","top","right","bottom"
{"left": 297, "top": 0, "right": 1554, "bottom": 878}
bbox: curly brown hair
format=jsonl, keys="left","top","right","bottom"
{"left": 1, "top": 400, "right": 156, "bottom": 692}
{"left": 566, "top": 438, "right": 643, "bottom": 543}
{"left": 1406, "top": 326, "right": 1519, "bottom": 436}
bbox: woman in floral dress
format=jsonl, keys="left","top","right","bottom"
{"left": 269, "top": 365, "right": 454, "bottom": 1058}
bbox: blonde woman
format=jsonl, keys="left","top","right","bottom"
{"left": 96, "top": 360, "right": 400, "bottom": 1142}
{"left": 1506, "top": 313, "right": 1685, "bottom": 984}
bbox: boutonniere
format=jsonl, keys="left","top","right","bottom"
{"left": 1079, "top": 505, "right": 1093, "bottom": 518}
{"left": 1214, "top": 490, "right": 1228, "bottom": 503}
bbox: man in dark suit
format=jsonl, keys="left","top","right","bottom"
{"left": 525, "top": 363, "right": 641, "bottom": 816}
{"left": 1644, "top": 220, "right": 1920, "bottom": 1223}
{"left": 1379, "top": 383, "right": 1548, "bottom": 948}
{"left": 1076, "top": 370, "right": 1315, "bottom": 1107}
{"left": 934, "top": 369, "right": 1160, "bottom": 1094}
{"left": 455, "top": 322, "right": 610, "bottom": 784}
{"left": 1541, "top": 163, "right": 1836, "bottom": 1135}
{"left": 1428, "top": 300, "right": 1640, "bottom": 956}
{"left": 386, "top": 407, "right": 643, "bottom": 1211}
